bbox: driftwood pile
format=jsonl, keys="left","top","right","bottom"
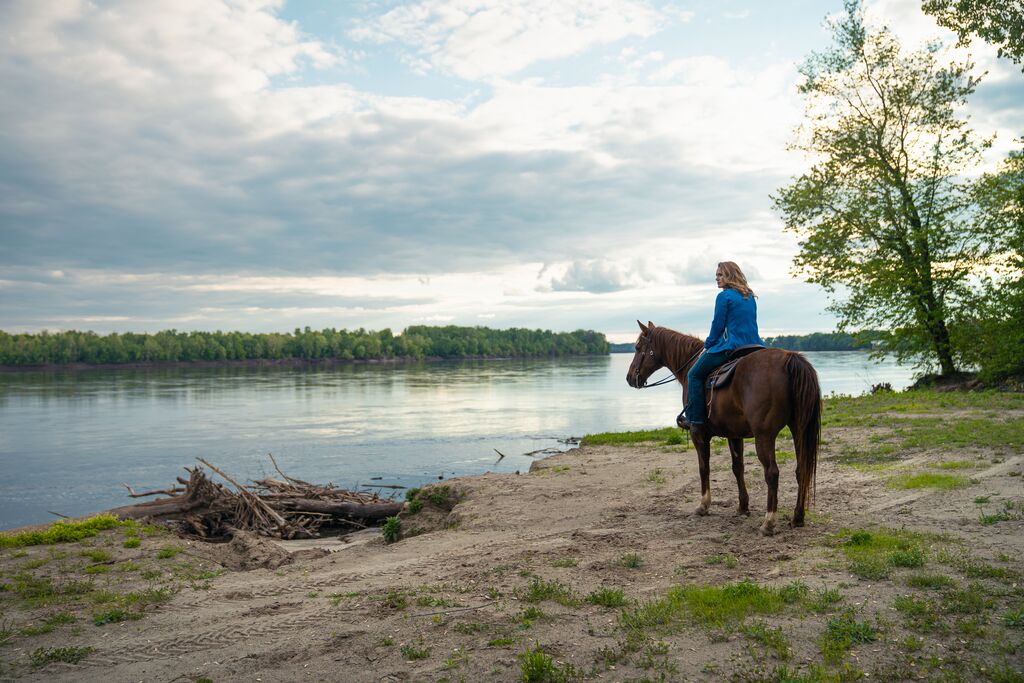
{"left": 106, "top": 455, "right": 403, "bottom": 541}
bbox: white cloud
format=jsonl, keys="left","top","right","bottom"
{"left": 350, "top": 0, "right": 663, "bottom": 81}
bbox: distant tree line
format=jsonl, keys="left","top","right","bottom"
{"left": 610, "top": 331, "right": 882, "bottom": 353}
{"left": 0, "top": 326, "right": 609, "bottom": 366}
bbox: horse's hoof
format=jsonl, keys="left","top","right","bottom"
{"left": 735, "top": 508, "right": 750, "bottom": 517}
{"left": 694, "top": 506, "right": 710, "bottom": 517}
{"left": 759, "top": 524, "right": 775, "bottom": 537}
{"left": 790, "top": 518, "right": 805, "bottom": 528}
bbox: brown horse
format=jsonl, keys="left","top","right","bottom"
{"left": 626, "top": 321, "right": 821, "bottom": 536}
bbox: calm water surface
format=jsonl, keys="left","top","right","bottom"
{"left": 0, "top": 352, "right": 915, "bottom": 529}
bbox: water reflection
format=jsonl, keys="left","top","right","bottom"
{"left": 0, "top": 352, "right": 914, "bottom": 529}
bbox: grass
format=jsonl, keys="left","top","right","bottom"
{"left": 886, "top": 472, "right": 971, "bottom": 490}
{"left": 906, "top": 573, "right": 957, "bottom": 590}
{"left": 836, "top": 528, "right": 934, "bottom": 580}
{"left": 0, "top": 515, "right": 124, "bottom": 548}
{"left": 646, "top": 468, "right": 667, "bottom": 485}
{"left": 586, "top": 587, "right": 626, "bottom": 608}
{"left": 819, "top": 610, "right": 876, "bottom": 663}
{"left": 619, "top": 580, "right": 804, "bottom": 634}
{"left": 705, "top": 553, "right": 738, "bottom": 568}
{"left": 580, "top": 427, "right": 683, "bottom": 446}
{"left": 382, "top": 516, "right": 401, "bottom": 544}
{"left": 519, "top": 578, "right": 580, "bottom": 607}
{"left": 552, "top": 558, "right": 577, "bottom": 568}
{"left": 400, "top": 642, "right": 430, "bottom": 660}
{"left": 518, "top": 642, "right": 579, "bottom": 683}
{"left": 741, "top": 620, "right": 791, "bottom": 660}
{"left": 29, "top": 646, "right": 94, "bottom": 667}
{"left": 621, "top": 553, "right": 643, "bottom": 569}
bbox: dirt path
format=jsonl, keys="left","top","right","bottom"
{"left": 4, "top": 408, "right": 1023, "bottom": 682}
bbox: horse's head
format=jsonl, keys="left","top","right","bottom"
{"left": 626, "top": 320, "right": 664, "bottom": 388}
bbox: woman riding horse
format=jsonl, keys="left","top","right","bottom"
{"left": 677, "top": 261, "right": 764, "bottom": 430}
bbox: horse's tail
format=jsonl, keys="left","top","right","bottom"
{"left": 786, "top": 352, "right": 821, "bottom": 511}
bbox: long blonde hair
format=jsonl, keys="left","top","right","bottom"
{"left": 717, "top": 261, "right": 755, "bottom": 299}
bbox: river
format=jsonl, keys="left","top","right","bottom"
{"left": 0, "top": 351, "right": 916, "bottom": 529}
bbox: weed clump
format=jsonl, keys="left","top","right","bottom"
{"left": 586, "top": 587, "right": 626, "bottom": 608}
{"left": 820, "top": 610, "right": 876, "bottom": 662}
{"left": 0, "top": 515, "right": 123, "bottom": 548}
{"left": 29, "top": 646, "right": 94, "bottom": 667}
{"left": 382, "top": 516, "right": 401, "bottom": 544}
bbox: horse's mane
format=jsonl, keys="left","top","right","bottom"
{"left": 651, "top": 326, "right": 704, "bottom": 373}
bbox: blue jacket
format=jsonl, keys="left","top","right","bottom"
{"left": 704, "top": 288, "right": 764, "bottom": 353}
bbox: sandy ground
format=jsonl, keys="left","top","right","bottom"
{"left": 4, "top": 413, "right": 1024, "bottom": 682}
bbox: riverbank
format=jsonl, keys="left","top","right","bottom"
{"left": 1, "top": 389, "right": 1022, "bottom": 681}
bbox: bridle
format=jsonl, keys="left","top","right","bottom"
{"left": 633, "top": 333, "right": 704, "bottom": 389}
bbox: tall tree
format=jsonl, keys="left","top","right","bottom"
{"left": 774, "top": 1, "right": 995, "bottom": 375}
{"left": 921, "top": 0, "right": 1024, "bottom": 68}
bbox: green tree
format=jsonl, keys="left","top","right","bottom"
{"left": 921, "top": 0, "right": 1024, "bottom": 67}
{"left": 774, "top": 1, "right": 995, "bottom": 375}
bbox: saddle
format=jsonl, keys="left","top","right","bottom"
{"left": 704, "top": 345, "right": 766, "bottom": 391}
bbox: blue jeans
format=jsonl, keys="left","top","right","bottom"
{"left": 684, "top": 350, "right": 730, "bottom": 424}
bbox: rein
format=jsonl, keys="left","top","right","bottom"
{"left": 639, "top": 347, "right": 703, "bottom": 389}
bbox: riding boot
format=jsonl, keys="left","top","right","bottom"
{"left": 676, "top": 409, "right": 705, "bottom": 432}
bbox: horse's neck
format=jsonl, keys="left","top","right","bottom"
{"left": 658, "top": 329, "right": 703, "bottom": 377}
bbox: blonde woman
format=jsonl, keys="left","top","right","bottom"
{"left": 677, "top": 261, "right": 764, "bottom": 429}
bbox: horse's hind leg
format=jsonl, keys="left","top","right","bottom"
{"left": 754, "top": 434, "right": 780, "bottom": 536}
{"left": 728, "top": 438, "right": 749, "bottom": 516}
{"left": 692, "top": 429, "right": 712, "bottom": 516}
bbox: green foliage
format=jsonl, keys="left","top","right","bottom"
{"left": 921, "top": 0, "right": 1024, "bottom": 65}
{"left": 518, "top": 642, "right": 578, "bottom": 683}
{"left": 620, "top": 580, "right": 802, "bottom": 633}
{"left": 820, "top": 610, "right": 877, "bottom": 662}
{"left": 155, "top": 547, "right": 181, "bottom": 559}
{"left": 741, "top": 620, "right": 792, "bottom": 660}
{"left": 519, "top": 578, "right": 579, "bottom": 606}
{"left": 382, "top": 516, "right": 401, "bottom": 544}
{"left": 122, "top": 537, "right": 141, "bottom": 549}
{"left": 621, "top": 553, "right": 644, "bottom": 569}
{"left": 92, "top": 608, "right": 143, "bottom": 625}
{"left": 837, "top": 528, "right": 932, "bottom": 579}
{"left": 886, "top": 473, "right": 970, "bottom": 490}
{"left": 586, "top": 587, "right": 626, "bottom": 608}
{"left": 399, "top": 641, "right": 430, "bottom": 660}
{"left": 764, "top": 331, "right": 882, "bottom": 351}
{"left": 0, "top": 514, "right": 123, "bottom": 548}
{"left": 580, "top": 427, "right": 682, "bottom": 447}
{"left": 775, "top": 1, "right": 997, "bottom": 375}
{"left": 0, "top": 325, "right": 609, "bottom": 366}
{"left": 29, "top": 646, "right": 93, "bottom": 667}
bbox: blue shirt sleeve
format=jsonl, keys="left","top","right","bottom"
{"left": 704, "top": 290, "right": 729, "bottom": 349}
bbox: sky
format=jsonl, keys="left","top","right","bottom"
{"left": 1, "top": 0, "right": 1021, "bottom": 343}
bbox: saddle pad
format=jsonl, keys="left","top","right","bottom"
{"left": 705, "top": 359, "right": 741, "bottom": 390}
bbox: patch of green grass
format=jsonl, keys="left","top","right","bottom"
{"left": 978, "top": 500, "right": 1024, "bottom": 525}
{"left": 580, "top": 427, "right": 682, "bottom": 446}
{"left": 92, "top": 608, "right": 143, "bottom": 626}
{"left": 399, "top": 641, "right": 430, "bottom": 660}
{"left": 488, "top": 636, "right": 516, "bottom": 647}
{"left": 894, "top": 595, "right": 943, "bottom": 633}
{"left": 805, "top": 587, "right": 844, "bottom": 613}
{"left": 942, "top": 583, "right": 993, "bottom": 615}
{"left": 518, "top": 606, "right": 546, "bottom": 628}
{"left": 381, "top": 516, "right": 401, "bottom": 544}
{"left": 80, "top": 548, "right": 112, "bottom": 562}
{"left": 822, "top": 391, "right": 1024, "bottom": 429}
{"left": 155, "top": 547, "right": 181, "bottom": 559}
{"left": 518, "top": 642, "right": 578, "bottom": 683}
{"left": 0, "top": 515, "right": 124, "bottom": 548}
{"left": 705, "top": 554, "right": 738, "bottom": 568}
{"left": 1004, "top": 609, "right": 1024, "bottom": 629}
{"left": 935, "top": 460, "right": 978, "bottom": 470}
{"left": 29, "top": 645, "right": 93, "bottom": 667}
{"left": 415, "top": 595, "right": 454, "bottom": 608}
{"left": 621, "top": 553, "right": 643, "bottom": 569}
{"left": 381, "top": 590, "right": 408, "bottom": 610}
{"left": 83, "top": 564, "right": 111, "bottom": 574}
{"left": 620, "top": 580, "right": 803, "bottom": 634}
{"left": 820, "top": 610, "right": 876, "bottom": 663}
{"left": 453, "top": 621, "right": 485, "bottom": 635}
{"left": 836, "top": 528, "right": 932, "bottom": 580}
{"left": 646, "top": 468, "right": 667, "bottom": 485}
{"left": 19, "top": 612, "right": 77, "bottom": 637}
{"left": 519, "top": 578, "right": 579, "bottom": 607}
{"left": 906, "top": 573, "right": 956, "bottom": 590}
{"left": 552, "top": 558, "right": 577, "bottom": 568}
{"left": 586, "top": 587, "right": 626, "bottom": 608}
{"left": 886, "top": 472, "right": 971, "bottom": 490}
{"left": 122, "top": 537, "right": 141, "bottom": 549}
{"left": 741, "top": 620, "right": 791, "bottom": 660}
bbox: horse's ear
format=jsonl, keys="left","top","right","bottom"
{"left": 636, "top": 320, "right": 647, "bottom": 333}
{"left": 647, "top": 320, "right": 655, "bottom": 330}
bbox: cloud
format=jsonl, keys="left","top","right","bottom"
{"left": 543, "top": 259, "right": 637, "bottom": 293}
{"left": 349, "top": 0, "right": 663, "bottom": 81}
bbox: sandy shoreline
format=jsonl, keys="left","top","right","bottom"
{"left": 3, "top": 398, "right": 1023, "bottom": 681}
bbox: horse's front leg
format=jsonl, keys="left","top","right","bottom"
{"left": 728, "top": 437, "right": 749, "bottom": 516}
{"left": 692, "top": 429, "right": 712, "bottom": 516}
{"left": 754, "top": 434, "right": 780, "bottom": 536}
